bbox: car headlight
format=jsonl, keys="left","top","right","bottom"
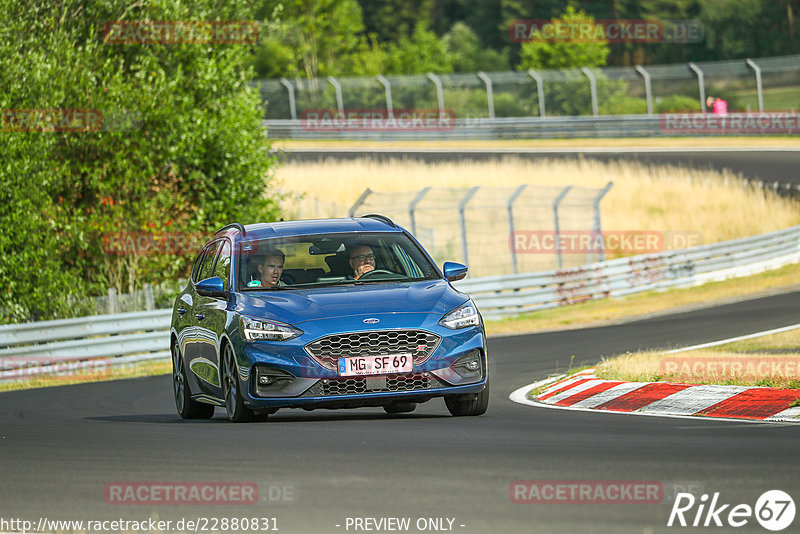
{"left": 241, "top": 316, "right": 303, "bottom": 341}
{"left": 438, "top": 302, "right": 480, "bottom": 329}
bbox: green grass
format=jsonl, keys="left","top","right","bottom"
{"left": 730, "top": 86, "right": 800, "bottom": 111}
{"left": 594, "top": 325, "right": 800, "bottom": 389}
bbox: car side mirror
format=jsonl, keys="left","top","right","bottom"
{"left": 442, "top": 261, "right": 468, "bottom": 282}
{"left": 196, "top": 276, "right": 227, "bottom": 298}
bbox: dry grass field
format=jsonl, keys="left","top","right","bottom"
{"left": 276, "top": 158, "right": 799, "bottom": 239}
{"left": 275, "top": 158, "right": 800, "bottom": 276}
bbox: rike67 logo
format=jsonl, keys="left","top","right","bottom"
{"left": 668, "top": 490, "right": 795, "bottom": 531}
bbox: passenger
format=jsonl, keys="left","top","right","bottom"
{"left": 249, "top": 248, "right": 286, "bottom": 287}
{"left": 348, "top": 244, "right": 376, "bottom": 280}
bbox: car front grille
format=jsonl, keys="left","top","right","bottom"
{"left": 303, "top": 372, "right": 439, "bottom": 397}
{"left": 305, "top": 329, "right": 441, "bottom": 371}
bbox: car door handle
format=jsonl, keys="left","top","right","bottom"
{"left": 177, "top": 307, "right": 187, "bottom": 316}
{"left": 195, "top": 313, "right": 205, "bottom": 321}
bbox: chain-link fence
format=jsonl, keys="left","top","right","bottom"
{"left": 256, "top": 54, "right": 800, "bottom": 120}
{"left": 288, "top": 185, "right": 613, "bottom": 278}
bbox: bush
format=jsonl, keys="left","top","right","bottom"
{"left": 0, "top": 0, "right": 280, "bottom": 323}
{"left": 656, "top": 95, "right": 702, "bottom": 113}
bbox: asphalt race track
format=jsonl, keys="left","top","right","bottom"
{"left": 3, "top": 148, "right": 799, "bottom": 533}
{"left": 282, "top": 148, "right": 800, "bottom": 185}
{"left": 1, "top": 290, "right": 799, "bottom": 534}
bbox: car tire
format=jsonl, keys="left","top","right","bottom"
{"left": 444, "top": 380, "right": 489, "bottom": 417}
{"left": 222, "top": 343, "right": 255, "bottom": 423}
{"left": 172, "top": 342, "right": 214, "bottom": 419}
{"left": 383, "top": 402, "right": 417, "bottom": 414}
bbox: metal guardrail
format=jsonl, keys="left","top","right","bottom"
{"left": 454, "top": 224, "right": 800, "bottom": 319}
{"left": 0, "top": 310, "right": 171, "bottom": 381}
{"left": 265, "top": 113, "right": 800, "bottom": 140}
{"left": 1, "top": 225, "right": 798, "bottom": 380}
{"left": 265, "top": 115, "right": 668, "bottom": 140}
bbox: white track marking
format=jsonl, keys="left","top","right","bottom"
{"left": 664, "top": 323, "right": 800, "bottom": 354}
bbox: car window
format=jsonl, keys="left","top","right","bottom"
{"left": 238, "top": 232, "right": 438, "bottom": 290}
{"left": 197, "top": 241, "right": 221, "bottom": 282}
{"left": 190, "top": 250, "right": 205, "bottom": 283}
{"left": 213, "top": 240, "right": 232, "bottom": 289}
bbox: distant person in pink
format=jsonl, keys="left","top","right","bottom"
{"left": 712, "top": 97, "right": 727, "bottom": 116}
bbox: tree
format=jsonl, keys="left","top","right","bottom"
{"left": 252, "top": 0, "right": 375, "bottom": 79}
{"left": 0, "top": 0, "right": 280, "bottom": 322}
{"left": 443, "top": 22, "right": 510, "bottom": 72}
{"left": 517, "top": 6, "right": 610, "bottom": 70}
{"left": 383, "top": 23, "right": 454, "bottom": 74}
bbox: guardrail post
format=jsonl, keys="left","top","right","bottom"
{"left": 327, "top": 76, "right": 344, "bottom": 116}
{"left": 408, "top": 187, "right": 431, "bottom": 236}
{"left": 589, "top": 182, "right": 614, "bottom": 262}
{"left": 507, "top": 184, "right": 528, "bottom": 274}
{"left": 107, "top": 288, "right": 118, "bottom": 315}
{"left": 635, "top": 65, "right": 653, "bottom": 116}
{"left": 426, "top": 73, "right": 445, "bottom": 119}
{"left": 527, "top": 70, "right": 546, "bottom": 117}
{"left": 553, "top": 186, "right": 572, "bottom": 270}
{"left": 459, "top": 187, "right": 480, "bottom": 272}
{"left": 745, "top": 58, "right": 764, "bottom": 112}
{"left": 581, "top": 67, "right": 599, "bottom": 117}
{"left": 477, "top": 72, "right": 495, "bottom": 119}
{"left": 376, "top": 75, "right": 394, "bottom": 117}
{"left": 348, "top": 188, "right": 372, "bottom": 216}
{"left": 688, "top": 62, "right": 706, "bottom": 113}
{"left": 279, "top": 78, "right": 297, "bottom": 120}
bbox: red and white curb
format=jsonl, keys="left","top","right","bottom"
{"left": 510, "top": 368, "right": 800, "bottom": 423}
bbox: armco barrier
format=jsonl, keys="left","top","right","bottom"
{"left": 454, "top": 224, "right": 800, "bottom": 319}
{"left": 1, "top": 225, "right": 798, "bottom": 380}
{"left": 0, "top": 310, "right": 171, "bottom": 381}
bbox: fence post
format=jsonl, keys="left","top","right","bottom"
{"left": 553, "top": 186, "right": 572, "bottom": 270}
{"left": 507, "top": 184, "right": 528, "bottom": 274}
{"left": 589, "top": 182, "right": 614, "bottom": 262}
{"left": 745, "top": 58, "right": 764, "bottom": 112}
{"left": 688, "top": 62, "right": 706, "bottom": 113}
{"left": 408, "top": 187, "right": 431, "bottom": 236}
{"left": 376, "top": 74, "right": 394, "bottom": 117}
{"left": 581, "top": 67, "right": 599, "bottom": 117}
{"left": 144, "top": 283, "right": 154, "bottom": 311}
{"left": 458, "top": 187, "right": 480, "bottom": 271}
{"left": 426, "top": 73, "right": 445, "bottom": 118}
{"left": 477, "top": 72, "right": 495, "bottom": 119}
{"left": 327, "top": 76, "right": 344, "bottom": 116}
{"left": 107, "top": 287, "right": 118, "bottom": 315}
{"left": 635, "top": 65, "right": 653, "bottom": 116}
{"left": 527, "top": 69, "right": 546, "bottom": 117}
{"left": 279, "top": 78, "right": 297, "bottom": 120}
{"left": 349, "top": 188, "right": 373, "bottom": 216}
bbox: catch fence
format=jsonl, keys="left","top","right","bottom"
{"left": 256, "top": 54, "right": 800, "bottom": 122}
{"left": 348, "top": 185, "right": 613, "bottom": 278}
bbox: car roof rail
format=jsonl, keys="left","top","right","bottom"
{"left": 359, "top": 213, "right": 397, "bottom": 228}
{"left": 215, "top": 223, "right": 246, "bottom": 236}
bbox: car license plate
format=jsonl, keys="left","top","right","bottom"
{"left": 338, "top": 353, "right": 413, "bottom": 376}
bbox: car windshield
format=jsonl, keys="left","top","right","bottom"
{"left": 237, "top": 231, "right": 439, "bottom": 290}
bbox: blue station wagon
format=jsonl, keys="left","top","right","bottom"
{"left": 170, "top": 215, "right": 489, "bottom": 422}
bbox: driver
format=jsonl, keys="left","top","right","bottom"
{"left": 348, "top": 244, "right": 376, "bottom": 280}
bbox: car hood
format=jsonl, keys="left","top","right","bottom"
{"left": 235, "top": 280, "right": 469, "bottom": 325}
